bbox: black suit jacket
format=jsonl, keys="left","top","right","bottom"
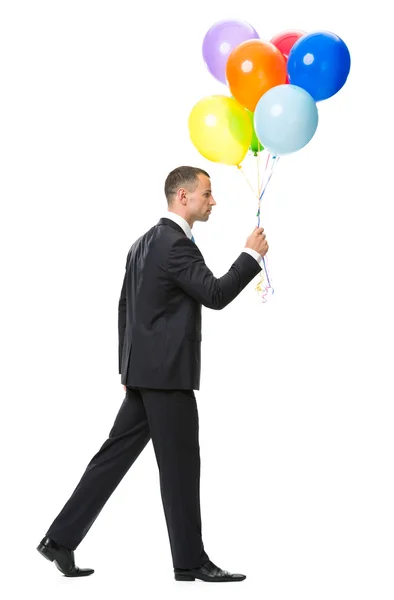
{"left": 118, "top": 218, "right": 262, "bottom": 390}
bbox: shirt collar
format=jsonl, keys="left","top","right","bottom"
{"left": 163, "top": 212, "right": 193, "bottom": 240}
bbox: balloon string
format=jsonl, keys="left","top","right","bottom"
{"left": 257, "top": 155, "right": 279, "bottom": 226}
{"left": 237, "top": 154, "right": 279, "bottom": 303}
{"left": 259, "top": 152, "right": 271, "bottom": 198}
{"left": 256, "top": 155, "right": 277, "bottom": 226}
{"left": 237, "top": 164, "right": 258, "bottom": 197}
{"left": 255, "top": 154, "right": 279, "bottom": 302}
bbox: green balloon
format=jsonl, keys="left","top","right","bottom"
{"left": 246, "top": 109, "right": 264, "bottom": 155}
{"left": 229, "top": 96, "right": 263, "bottom": 155}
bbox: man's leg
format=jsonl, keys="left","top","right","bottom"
{"left": 140, "top": 388, "right": 209, "bottom": 569}
{"left": 45, "top": 387, "right": 150, "bottom": 550}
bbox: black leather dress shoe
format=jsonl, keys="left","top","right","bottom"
{"left": 36, "top": 537, "right": 94, "bottom": 577}
{"left": 174, "top": 559, "right": 246, "bottom": 582}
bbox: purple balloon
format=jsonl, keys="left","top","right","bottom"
{"left": 202, "top": 20, "right": 260, "bottom": 84}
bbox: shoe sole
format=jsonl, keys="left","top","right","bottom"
{"left": 175, "top": 573, "right": 246, "bottom": 582}
{"left": 175, "top": 574, "right": 196, "bottom": 581}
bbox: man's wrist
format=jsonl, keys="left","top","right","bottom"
{"left": 242, "top": 248, "right": 263, "bottom": 264}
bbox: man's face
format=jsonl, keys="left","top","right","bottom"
{"left": 184, "top": 174, "right": 216, "bottom": 223}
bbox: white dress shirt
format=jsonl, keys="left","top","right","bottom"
{"left": 163, "top": 212, "right": 262, "bottom": 265}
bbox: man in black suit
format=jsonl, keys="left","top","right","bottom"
{"left": 37, "top": 166, "right": 269, "bottom": 582}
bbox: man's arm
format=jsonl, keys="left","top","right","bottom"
{"left": 167, "top": 237, "right": 262, "bottom": 310}
{"left": 118, "top": 259, "right": 128, "bottom": 375}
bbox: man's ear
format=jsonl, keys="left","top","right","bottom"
{"left": 177, "top": 187, "right": 187, "bottom": 204}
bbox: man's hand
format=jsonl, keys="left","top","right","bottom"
{"left": 123, "top": 385, "right": 126, "bottom": 391}
{"left": 245, "top": 226, "right": 269, "bottom": 258}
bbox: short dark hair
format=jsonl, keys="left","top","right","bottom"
{"left": 164, "top": 166, "right": 210, "bottom": 205}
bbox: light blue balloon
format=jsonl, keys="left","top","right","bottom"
{"left": 254, "top": 84, "right": 318, "bottom": 156}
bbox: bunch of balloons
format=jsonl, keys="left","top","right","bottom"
{"left": 188, "top": 20, "right": 351, "bottom": 163}
{"left": 188, "top": 20, "right": 350, "bottom": 303}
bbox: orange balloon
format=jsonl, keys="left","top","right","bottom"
{"left": 226, "top": 40, "right": 287, "bottom": 111}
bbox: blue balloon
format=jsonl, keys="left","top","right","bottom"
{"left": 287, "top": 31, "right": 351, "bottom": 102}
{"left": 254, "top": 84, "right": 318, "bottom": 156}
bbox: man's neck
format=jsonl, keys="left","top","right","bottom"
{"left": 167, "top": 210, "right": 193, "bottom": 229}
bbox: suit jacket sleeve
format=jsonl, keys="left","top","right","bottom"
{"left": 167, "top": 237, "right": 262, "bottom": 310}
{"left": 118, "top": 259, "right": 128, "bottom": 374}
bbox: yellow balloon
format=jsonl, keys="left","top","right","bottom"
{"left": 188, "top": 95, "right": 252, "bottom": 166}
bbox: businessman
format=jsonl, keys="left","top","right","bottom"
{"left": 37, "top": 166, "right": 269, "bottom": 582}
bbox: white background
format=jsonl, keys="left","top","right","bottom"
{"left": 1, "top": 1, "right": 393, "bottom": 599}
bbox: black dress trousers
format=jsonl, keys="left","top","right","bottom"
{"left": 45, "top": 387, "right": 209, "bottom": 569}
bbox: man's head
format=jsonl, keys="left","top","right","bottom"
{"left": 164, "top": 166, "right": 216, "bottom": 227}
